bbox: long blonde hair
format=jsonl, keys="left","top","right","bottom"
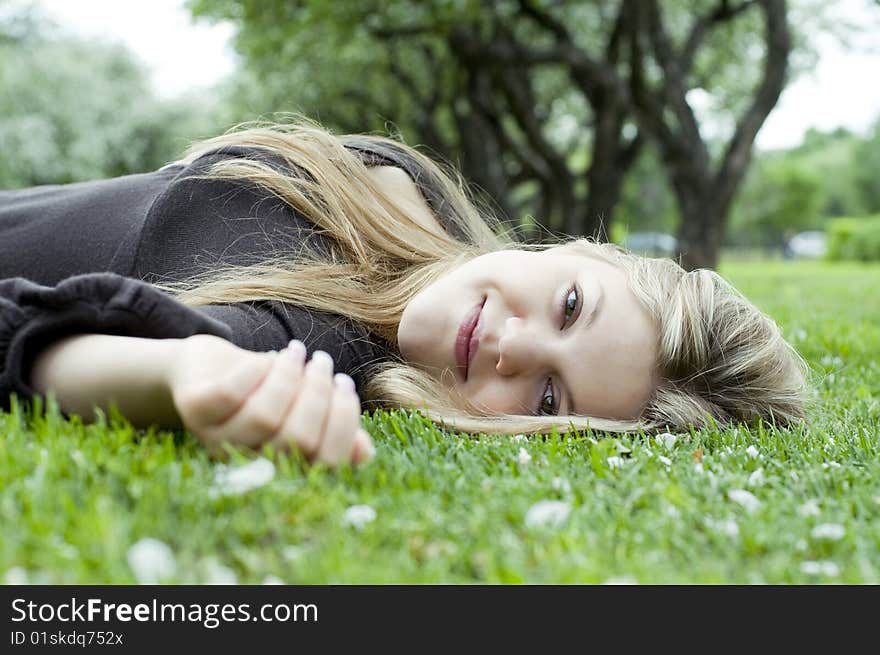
{"left": 153, "top": 117, "right": 810, "bottom": 436}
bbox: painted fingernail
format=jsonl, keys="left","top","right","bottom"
{"left": 333, "top": 372, "right": 356, "bottom": 392}
{"left": 311, "top": 350, "right": 333, "bottom": 368}
{"left": 287, "top": 339, "right": 306, "bottom": 356}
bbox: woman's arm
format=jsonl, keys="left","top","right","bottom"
{"left": 28, "top": 333, "right": 374, "bottom": 464}
{"left": 29, "top": 334, "right": 184, "bottom": 429}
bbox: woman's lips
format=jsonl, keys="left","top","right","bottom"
{"left": 455, "top": 297, "right": 486, "bottom": 381}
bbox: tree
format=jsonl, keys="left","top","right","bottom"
{"left": 190, "top": 0, "right": 641, "bottom": 239}
{"left": 728, "top": 158, "right": 824, "bottom": 247}
{"left": 0, "top": 3, "right": 229, "bottom": 189}
{"left": 623, "top": 0, "right": 791, "bottom": 269}
{"left": 190, "top": 0, "right": 803, "bottom": 268}
{"left": 854, "top": 118, "right": 880, "bottom": 214}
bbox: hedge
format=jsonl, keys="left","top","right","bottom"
{"left": 825, "top": 215, "right": 880, "bottom": 261}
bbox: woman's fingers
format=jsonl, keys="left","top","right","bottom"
{"left": 314, "top": 374, "right": 362, "bottom": 465}
{"left": 213, "top": 341, "right": 308, "bottom": 446}
{"left": 271, "top": 350, "right": 335, "bottom": 457}
{"left": 351, "top": 429, "right": 376, "bottom": 465}
{"left": 174, "top": 351, "right": 274, "bottom": 429}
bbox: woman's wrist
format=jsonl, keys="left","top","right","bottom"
{"left": 29, "top": 334, "right": 185, "bottom": 429}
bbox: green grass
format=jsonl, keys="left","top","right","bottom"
{"left": 1, "top": 260, "right": 878, "bottom": 584}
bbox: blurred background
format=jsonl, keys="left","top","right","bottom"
{"left": 2, "top": 0, "right": 879, "bottom": 270}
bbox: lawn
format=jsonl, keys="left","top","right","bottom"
{"left": 1, "top": 260, "right": 878, "bottom": 584}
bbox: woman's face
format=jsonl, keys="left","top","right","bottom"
{"left": 397, "top": 247, "right": 659, "bottom": 419}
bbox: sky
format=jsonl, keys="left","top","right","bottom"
{"left": 33, "top": 0, "right": 880, "bottom": 151}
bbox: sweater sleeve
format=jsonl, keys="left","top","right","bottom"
{"left": 192, "top": 300, "right": 391, "bottom": 397}
{"left": 0, "top": 273, "right": 233, "bottom": 412}
{"left": 0, "top": 273, "right": 390, "bottom": 414}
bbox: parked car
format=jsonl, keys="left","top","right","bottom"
{"left": 622, "top": 231, "right": 678, "bottom": 257}
{"left": 784, "top": 230, "right": 827, "bottom": 259}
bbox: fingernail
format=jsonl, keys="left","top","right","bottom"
{"left": 333, "top": 372, "right": 356, "bottom": 392}
{"left": 311, "top": 350, "right": 333, "bottom": 367}
{"left": 287, "top": 339, "right": 306, "bottom": 356}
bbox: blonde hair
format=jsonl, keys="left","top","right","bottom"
{"left": 154, "top": 117, "right": 809, "bottom": 436}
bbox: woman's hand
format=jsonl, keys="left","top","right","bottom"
{"left": 165, "top": 334, "right": 374, "bottom": 465}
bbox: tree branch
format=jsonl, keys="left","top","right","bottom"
{"left": 713, "top": 0, "right": 790, "bottom": 211}
{"left": 643, "top": 0, "right": 704, "bottom": 151}
{"left": 681, "top": 0, "right": 759, "bottom": 70}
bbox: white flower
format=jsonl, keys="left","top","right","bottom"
{"left": 747, "top": 468, "right": 766, "bottom": 487}
{"left": 718, "top": 519, "right": 740, "bottom": 538}
{"left": 606, "top": 456, "right": 624, "bottom": 469}
{"left": 210, "top": 457, "right": 275, "bottom": 497}
{"left": 343, "top": 504, "right": 377, "bottom": 530}
{"left": 654, "top": 432, "right": 677, "bottom": 449}
{"left": 798, "top": 500, "right": 821, "bottom": 517}
{"left": 705, "top": 517, "right": 739, "bottom": 538}
{"left": 811, "top": 523, "right": 845, "bottom": 541}
{"left": 551, "top": 477, "right": 572, "bottom": 494}
{"left": 657, "top": 455, "right": 672, "bottom": 467}
{"left": 127, "top": 538, "right": 177, "bottom": 584}
{"left": 4, "top": 566, "right": 28, "bottom": 585}
{"left": 663, "top": 503, "right": 681, "bottom": 518}
{"left": 795, "top": 539, "right": 808, "bottom": 552}
{"left": 512, "top": 434, "right": 527, "bottom": 442}
{"left": 746, "top": 445, "right": 759, "bottom": 458}
{"left": 728, "top": 489, "right": 761, "bottom": 513}
{"left": 70, "top": 449, "right": 86, "bottom": 467}
{"left": 282, "top": 545, "right": 305, "bottom": 562}
{"left": 821, "top": 461, "right": 841, "bottom": 470}
{"left": 694, "top": 463, "right": 704, "bottom": 474}
{"left": 800, "top": 560, "right": 840, "bottom": 577}
{"left": 262, "top": 575, "right": 285, "bottom": 585}
{"left": 524, "top": 500, "right": 572, "bottom": 528}
{"left": 201, "top": 558, "right": 237, "bottom": 585}
{"left": 517, "top": 447, "right": 532, "bottom": 465}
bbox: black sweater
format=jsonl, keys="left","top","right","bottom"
{"left": 0, "top": 147, "right": 408, "bottom": 414}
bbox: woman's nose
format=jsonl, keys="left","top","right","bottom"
{"left": 496, "top": 316, "right": 543, "bottom": 376}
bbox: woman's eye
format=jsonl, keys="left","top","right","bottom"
{"left": 538, "top": 378, "right": 557, "bottom": 416}
{"left": 562, "top": 286, "right": 578, "bottom": 327}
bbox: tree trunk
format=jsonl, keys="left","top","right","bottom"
{"left": 675, "top": 188, "right": 725, "bottom": 270}
{"left": 582, "top": 170, "right": 621, "bottom": 241}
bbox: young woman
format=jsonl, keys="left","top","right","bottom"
{"left": 0, "top": 118, "right": 809, "bottom": 466}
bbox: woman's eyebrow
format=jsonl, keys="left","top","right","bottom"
{"left": 565, "top": 280, "right": 604, "bottom": 415}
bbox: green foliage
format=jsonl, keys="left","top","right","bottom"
{"left": 2, "top": 260, "right": 879, "bottom": 583}
{"left": 853, "top": 120, "right": 880, "bottom": 213}
{"left": 189, "top": 0, "right": 836, "bottom": 244}
{"left": 0, "top": 6, "right": 230, "bottom": 189}
{"left": 617, "top": 145, "right": 679, "bottom": 235}
{"left": 727, "top": 125, "right": 880, "bottom": 249}
{"left": 791, "top": 128, "right": 871, "bottom": 217}
{"left": 826, "top": 215, "right": 880, "bottom": 262}
{"left": 728, "top": 158, "right": 825, "bottom": 247}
